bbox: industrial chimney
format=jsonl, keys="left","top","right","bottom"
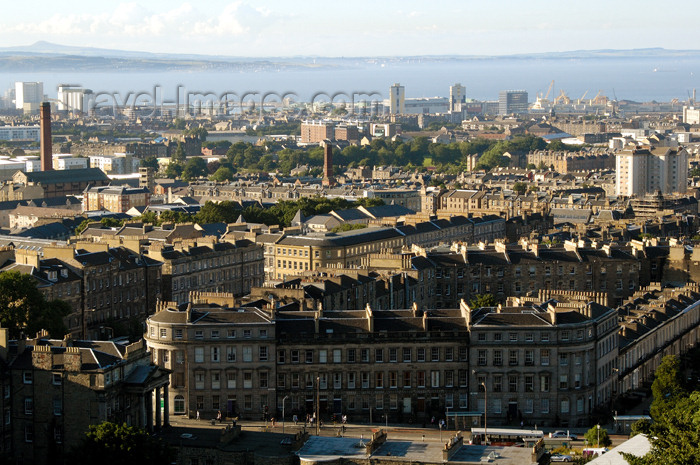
{"left": 40, "top": 102, "right": 53, "bottom": 171}
{"left": 322, "top": 141, "right": 334, "bottom": 187}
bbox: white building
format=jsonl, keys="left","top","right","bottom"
{"left": 449, "top": 83, "right": 466, "bottom": 113}
{"left": 52, "top": 154, "right": 89, "bottom": 170}
{"left": 683, "top": 106, "right": 700, "bottom": 125}
{"left": 0, "top": 125, "right": 40, "bottom": 142}
{"left": 14, "top": 81, "right": 43, "bottom": 112}
{"left": 615, "top": 146, "right": 688, "bottom": 196}
{"left": 89, "top": 153, "right": 139, "bottom": 174}
{"left": 389, "top": 83, "right": 405, "bottom": 114}
{"left": 57, "top": 85, "right": 93, "bottom": 113}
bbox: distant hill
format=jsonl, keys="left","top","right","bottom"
{"left": 1, "top": 42, "right": 699, "bottom": 72}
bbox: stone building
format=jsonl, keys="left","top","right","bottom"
{"left": 146, "top": 238, "right": 264, "bottom": 305}
{"left": 2, "top": 331, "right": 169, "bottom": 465}
{"left": 145, "top": 298, "right": 275, "bottom": 420}
{"left": 83, "top": 185, "right": 150, "bottom": 213}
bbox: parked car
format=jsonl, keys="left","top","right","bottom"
{"left": 551, "top": 431, "right": 578, "bottom": 440}
{"left": 550, "top": 454, "right": 572, "bottom": 462}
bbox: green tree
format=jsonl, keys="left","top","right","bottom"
{"left": 140, "top": 156, "right": 159, "bottom": 170}
{"left": 512, "top": 182, "right": 528, "bottom": 195}
{"left": 630, "top": 418, "right": 652, "bottom": 437}
{"left": 0, "top": 271, "right": 69, "bottom": 338}
{"left": 171, "top": 141, "right": 186, "bottom": 162}
{"left": 210, "top": 166, "right": 234, "bottom": 182}
{"left": 584, "top": 425, "right": 612, "bottom": 448}
{"left": 469, "top": 294, "right": 498, "bottom": 308}
{"left": 70, "top": 421, "right": 173, "bottom": 465}
{"left": 181, "top": 157, "right": 208, "bottom": 181}
{"left": 164, "top": 162, "right": 183, "bottom": 179}
{"left": 650, "top": 355, "right": 685, "bottom": 420}
{"left": 185, "top": 126, "right": 208, "bottom": 141}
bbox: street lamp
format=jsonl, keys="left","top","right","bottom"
{"left": 597, "top": 424, "right": 600, "bottom": 448}
{"left": 481, "top": 382, "right": 488, "bottom": 445}
{"left": 316, "top": 377, "right": 320, "bottom": 436}
{"left": 282, "top": 396, "right": 289, "bottom": 434}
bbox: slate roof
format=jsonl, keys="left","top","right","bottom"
{"left": 19, "top": 167, "right": 110, "bottom": 184}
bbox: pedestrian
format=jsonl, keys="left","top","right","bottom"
{"left": 293, "top": 414, "right": 298, "bottom": 425}
{"left": 431, "top": 416, "right": 435, "bottom": 426}
{"left": 217, "top": 410, "right": 222, "bottom": 423}
{"left": 342, "top": 414, "right": 347, "bottom": 424}
{"left": 196, "top": 410, "right": 200, "bottom": 420}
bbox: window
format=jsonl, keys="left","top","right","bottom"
{"left": 403, "top": 371, "right": 411, "bottom": 388}
{"left": 361, "top": 349, "right": 369, "bottom": 363}
{"left": 389, "top": 371, "right": 397, "bottom": 388}
{"left": 494, "top": 376, "right": 503, "bottom": 393}
{"left": 243, "top": 372, "right": 253, "bottom": 389}
{"left": 348, "top": 372, "right": 356, "bottom": 389}
{"left": 291, "top": 373, "right": 300, "bottom": 389}
{"left": 195, "top": 372, "right": 205, "bottom": 390}
{"left": 525, "top": 375, "right": 534, "bottom": 392}
{"left": 259, "top": 329, "right": 268, "bottom": 338}
{"left": 195, "top": 330, "right": 204, "bottom": 339}
{"left": 375, "top": 349, "right": 384, "bottom": 363}
{"left": 559, "top": 353, "right": 568, "bottom": 366}
{"left": 417, "top": 348, "right": 426, "bottom": 362}
{"left": 227, "top": 329, "right": 236, "bottom": 339}
{"left": 445, "top": 347, "right": 453, "bottom": 361}
{"left": 561, "top": 331, "right": 570, "bottom": 341}
{"left": 361, "top": 372, "right": 370, "bottom": 389}
{"left": 430, "top": 371, "right": 440, "bottom": 387}
{"left": 333, "top": 349, "right": 341, "bottom": 363}
{"left": 541, "top": 333, "right": 550, "bottom": 342}
{"left": 375, "top": 394, "right": 384, "bottom": 410}
{"left": 227, "top": 372, "right": 236, "bottom": 389}
{"left": 24, "top": 426, "right": 33, "bottom": 443}
{"left": 211, "top": 347, "right": 220, "bottom": 363}
{"left": 291, "top": 350, "right": 299, "bottom": 363}
{"left": 540, "top": 375, "right": 550, "bottom": 392}
{"left": 541, "top": 398, "right": 550, "bottom": 414}
{"left": 525, "top": 350, "right": 534, "bottom": 366}
{"left": 417, "top": 371, "right": 426, "bottom": 387}
{"left": 24, "top": 397, "right": 33, "bottom": 415}
{"left": 259, "top": 346, "right": 268, "bottom": 361}
{"left": 494, "top": 350, "right": 503, "bottom": 366}
{"left": 559, "top": 374, "right": 568, "bottom": 390}
{"left": 334, "top": 372, "right": 342, "bottom": 389}
{"left": 175, "top": 329, "right": 183, "bottom": 339}
{"left": 52, "top": 373, "right": 62, "bottom": 385}
{"left": 211, "top": 330, "right": 219, "bottom": 339}
{"left": 348, "top": 349, "right": 356, "bottom": 363}
{"left": 509, "top": 375, "right": 518, "bottom": 392}
{"left": 23, "top": 371, "right": 32, "bottom": 384}
{"left": 160, "top": 328, "right": 167, "bottom": 338}
{"left": 445, "top": 370, "right": 454, "bottom": 387}
{"left": 243, "top": 329, "right": 251, "bottom": 338}
{"left": 541, "top": 349, "right": 550, "bottom": 366}
{"left": 375, "top": 372, "right": 384, "bottom": 389}
{"left": 509, "top": 332, "right": 517, "bottom": 342}
{"left": 459, "top": 347, "right": 468, "bottom": 361}
{"left": 259, "top": 372, "right": 268, "bottom": 389}
{"left": 431, "top": 347, "right": 439, "bottom": 362}
{"left": 212, "top": 371, "right": 221, "bottom": 389}
{"left": 226, "top": 346, "right": 237, "bottom": 362}
{"left": 494, "top": 333, "right": 502, "bottom": 342}
{"left": 509, "top": 350, "right": 518, "bottom": 366}
{"left": 243, "top": 346, "right": 253, "bottom": 362}
{"left": 560, "top": 399, "right": 570, "bottom": 414}
{"left": 402, "top": 348, "right": 411, "bottom": 362}
{"left": 389, "top": 348, "right": 398, "bottom": 362}
{"left": 477, "top": 350, "right": 487, "bottom": 366}
{"left": 194, "top": 347, "right": 204, "bottom": 363}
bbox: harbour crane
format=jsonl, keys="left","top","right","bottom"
{"left": 577, "top": 90, "right": 589, "bottom": 105}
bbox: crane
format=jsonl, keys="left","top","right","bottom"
{"left": 554, "top": 89, "right": 570, "bottom": 105}
{"left": 577, "top": 90, "right": 589, "bottom": 105}
{"left": 544, "top": 80, "right": 554, "bottom": 101}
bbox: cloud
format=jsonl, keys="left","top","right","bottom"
{"left": 7, "top": 1, "right": 276, "bottom": 39}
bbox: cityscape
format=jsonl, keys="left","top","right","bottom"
{"left": 0, "top": 1, "right": 699, "bottom": 465}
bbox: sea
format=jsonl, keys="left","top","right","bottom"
{"left": 1, "top": 55, "right": 698, "bottom": 106}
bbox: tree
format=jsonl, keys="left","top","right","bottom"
{"left": 140, "top": 156, "right": 159, "bottom": 170}
{"left": 171, "top": 141, "right": 186, "bottom": 162}
{"left": 0, "top": 271, "right": 69, "bottom": 338}
{"left": 181, "top": 157, "right": 208, "bottom": 181}
{"left": 185, "top": 126, "right": 208, "bottom": 141}
{"left": 70, "top": 421, "right": 173, "bottom": 465}
{"left": 584, "top": 425, "right": 611, "bottom": 448}
{"left": 210, "top": 166, "right": 234, "bottom": 182}
{"left": 469, "top": 294, "right": 498, "bottom": 308}
{"left": 513, "top": 182, "right": 528, "bottom": 195}
{"left": 630, "top": 418, "right": 652, "bottom": 437}
{"left": 164, "top": 162, "right": 183, "bottom": 179}
{"left": 650, "top": 355, "right": 685, "bottom": 420}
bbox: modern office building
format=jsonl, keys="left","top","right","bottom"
{"left": 682, "top": 106, "right": 700, "bottom": 125}
{"left": 449, "top": 83, "right": 466, "bottom": 113}
{"left": 389, "top": 83, "right": 405, "bottom": 115}
{"left": 498, "top": 90, "right": 529, "bottom": 115}
{"left": 615, "top": 146, "right": 688, "bottom": 196}
{"left": 14, "top": 81, "right": 43, "bottom": 112}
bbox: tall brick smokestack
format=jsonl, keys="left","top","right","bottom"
{"left": 40, "top": 102, "right": 53, "bottom": 171}
{"left": 322, "top": 141, "right": 334, "bottom": 187}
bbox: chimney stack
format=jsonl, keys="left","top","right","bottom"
{"left": 322, "top": 141, "right": 334, "bottom": 187}
{"left": 40, "top": 102, "right": 53, "bottom": 171}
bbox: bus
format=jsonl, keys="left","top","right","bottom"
{"left": 471, "top": 427, "right": 544, "bottom": 447}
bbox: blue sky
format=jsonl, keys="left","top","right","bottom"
{"left": 2, "top": 0, "right": 699, "bottom": 57}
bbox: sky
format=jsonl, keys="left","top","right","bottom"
{"left": 1, "top": 0, "right": 699, "bottom": 57}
